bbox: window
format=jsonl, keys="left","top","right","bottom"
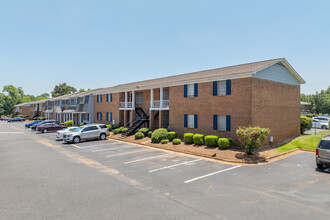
{"left": 97, "top": 95, "right": 103, "bottom": 103}
{"left": 106, "top": 112, "right": 112, "bottom": 122}
{"left": 184, "top": 114, "right": 198, "bottom": 128}
{"left": 217, "top": 81, "right": 226, "bottom": 96}
{"left": 163, "top": 89, "right": 169, "bottom": 100}
{"left": 70, "top": 99, "right": 77, "bottom": 106}
{"left": 213, "top": 80, "right": 231, "bottom": 96}
{"left": 106, "top": 93, "right": 112, "bottom": 102}
{"left": 184, "top": 84, "right": 198, "bottom": 97}
{"left": 213, "top": 115, "right": 231, "bottom": 131}
{"left": 99, "top": 125, "right": 107, "bottom": 129}
{"left": 136, "top": 92, "right": 143, "bottom": 104}
{"left": 97, "top": 112, "right": 102, "bottom": 120}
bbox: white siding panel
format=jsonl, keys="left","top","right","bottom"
{"left": 253, "top": 63, "right": 300, "bottom": 85}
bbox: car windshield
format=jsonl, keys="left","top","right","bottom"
{"left": 319, "top": 140, "right": 330, "bottom": 150}
{"left": 61, "top": 128, "right": 68, "bottom": 131}
{"left": 73, "top": 127, "right": 84, "bottom": 132}
{"left": 69, "top": 128, "right": 76, "bottom": 131}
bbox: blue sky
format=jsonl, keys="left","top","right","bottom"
{"left": 0, "top": 0, "right": 329, "bottom": 96}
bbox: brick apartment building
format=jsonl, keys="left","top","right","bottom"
{"left": 14, "top": 58, "right": 305, "bottom": 143}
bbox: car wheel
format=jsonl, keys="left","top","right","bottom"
{"left": 73, "top": 136, "right": 81, "bottom": 144}
{"left": 317, "top": 163, "right": 323, "bottom": 169}
{"left": 100, "top": 133, "right": 106, "bottom": 140}
{"left": 321, "top": 125, "right": 326, "bottom": 129}
{"left": 43, "top": 129, "right": 48, "bottom": 133}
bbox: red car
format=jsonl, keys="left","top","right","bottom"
{"left": 36, "top": 123, "right": 67, "bottom": 133}
{"left": 0, "top": 117, "right": 11, "bottom": 121}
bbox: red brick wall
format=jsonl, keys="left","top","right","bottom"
{"left": 251, "top": 78, "right": 300, "bottom": 143}
{"left": 94, "top": 93, "right": 121, "bottom": 125}
{"left": 169, "top": 78, "right": 253, "bottom": 141}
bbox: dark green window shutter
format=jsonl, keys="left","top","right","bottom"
{"left": 184, "top": 114, "right": 187, "bottom": 127}
{"left": 194, "top": 115, "right": 198, "bottom": 128}
{"left": 184, "top": 85, "right": 187, "bottom": 98}
{"left": 110, "top": 93, "right": 113, "bottom": 102}
{"left": 213, "top": 115, "right": 217, "bottom": 130}
{"left": 226, "top": 80, "right": 231, "bottom": 95}
{"left": 226, "top": 115, "right": 231, "bottom": 131}
{"left": 194, "top": 83, "right": 198, "bottom": 97}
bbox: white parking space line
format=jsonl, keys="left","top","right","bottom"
{"left": 124, "top": 153, "right": 173, "bottom": 164}
{"left": 0, "top": 132, "right": 24, "bottom": 134}
{"left": 106, "top": 149, "right": 154, "bottom": 158}
{"left": 149, "top": 159, "right": 203, "bottom": 173}
{"left": 70, "top": 143, "right": 112, "bottom": 149}
{"left": 184, "top": 165, "right": 242, "bottom": 183}
{"left": 91, "top": 145, "right": 139, "bottom": 152}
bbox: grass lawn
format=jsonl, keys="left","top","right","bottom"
{"left": 277, "top": 130, "right": 330, "bottom": 153}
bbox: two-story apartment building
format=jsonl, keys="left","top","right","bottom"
{"left": 93, "top": 58, "right": 305, "bottom": 143}
{"left": 13, "top": 58, "right": 305, "bottom": 144}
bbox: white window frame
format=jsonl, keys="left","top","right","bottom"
{"left": 217, "top": 115, "right": 226, "bottom": 131}
{"left": 187, "top": 115, "right": 194, "bottom": 128}
{"left": 187, "top": 84, "right": 194, "bottom": 97}
{"left": 217, "top": 80, "right": 227, "bottom": 96}
{"left": 70, "top": 99, "right": 77, "bottom": 107}
{"left": 136, "top": 92, "right": 143, "bottom": 104}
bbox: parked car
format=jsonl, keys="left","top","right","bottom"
{"left": 63, "top": 124, "right": 109, "bottom": 144}
{"left": 313, "top": 116, "right": 330, "bottom": 123}
{"left": 312, "top": 119, "right": 329, "bottom": 129}
{"left": 316, "top": 135, "right": 330, "bottom": 169}
{"left": 31, "top": 120, "right": 58, "bottom": 130}
{"left": 36, "top": 123, "right": 67, "bottom": 133}
{"left": 0, "top": 117, "right": 11, "bottom": 121}
{"left": 56, "top": 127, "right": 78, "bottom": 140}
{"left": 7, "top": 117, "right": 26, "bottom": 122}
{"left": 25, "top": 120, "right": 43, "bottom": 128}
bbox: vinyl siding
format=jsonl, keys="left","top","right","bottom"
{"left": 253, "top": 63, "right": 300, "bottom": 85}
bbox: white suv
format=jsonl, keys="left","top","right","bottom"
{"left": 63, "top": 124, "right": 109, "bottom": 144}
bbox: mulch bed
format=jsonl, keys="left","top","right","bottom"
{"left": 108, "top": 133, "right": 288, "bottom": 164}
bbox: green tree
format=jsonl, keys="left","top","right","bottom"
{"left": 51, "top": 83, "right": 77, "bottom": 97}
{"left": 301, "top": 85, "right": 330, "bottom": 114}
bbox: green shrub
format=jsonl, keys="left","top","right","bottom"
{"left": 227, "top": 138, "right": 234, "bottom": 144}
{"left": 300, "top": 115, "right": 312, "bottom": 134}
{"left": 236, "top": 126, "right": 270, "bottom": 155}
{"left": 106, "top": 124, "right": 112, "bottom": 131}
{"left": 306, "top": 113, "right": 316, "bottom": 118}
{"left": 135, "top": 132, "right": 144, "bottom": 140}
{"left": 151, "top": 128, "right": 168, "bottom": 143}
{"left": 218, "top": 138, "right": 231, "bottom": 149}
{"left": 64, "top": 120, "right": 74, "bottom": 127}
{"left": 60, "top": 122, "right": 65, "bottom": 125}
{"left": 121, "top": 127, "right": 128, "bottom": 133}
{"left": 113, "top": 128, "right": 121, "bottom": 134}
{"left": 184, "top": 133, "right": 194, "bottom": 144}
{"left": 138, "top": 128, "right": 149, "bottom": 136}
{"left": 148, "top": 131, "right": 153, "bottom": 138}
{"left": 193, "top": 134, "right": 205, "bottom": 145}
{"left": 172, "top": 138, "right": 181, "bottom": 145}
{"left": 79, "top": 122, "right": 86, "bottom": 126}
{"left": 161, "top": 139, "right": 169, "bottom": 144}
{"left": 37, "top": 116, "right": 45, "bottom": 120}
{"left": 167, "top": 131, "right": 178, "bottom": 141}
{"left": 205, "top": 135, "right": 219, "bottom": 148}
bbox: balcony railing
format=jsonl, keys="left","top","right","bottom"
{"left": 151, "top": 100, "right": 169, "bottom": 109}
{"left": 120, "top": 102, "right": 133, "bottom": 108}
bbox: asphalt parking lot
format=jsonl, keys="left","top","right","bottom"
{"left": 1, "top": 121, "right": 330, "bottom": 220}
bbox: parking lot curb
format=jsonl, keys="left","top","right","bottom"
{"left": 267, "top": 148, "right": 299, "bottom": 160}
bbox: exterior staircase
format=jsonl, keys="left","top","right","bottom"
{"left": 120, "top": 108, "right": 149, "bottom": 138}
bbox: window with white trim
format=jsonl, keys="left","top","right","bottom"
{"left": 187, "top": 84, "right": 194, "bottom": 97}
{"left": 187, "top": 115, "right": 194, "bottom": 128}
{"left": 217, "top": 115, "right": 226, "bottom": 131}
{"left": 97, "top": 112, "right": 102, "bottom": 121}
{"left": 217, "top": 80, "right": 227, "bottom": 96}
{"left": 136, "top": 92, "right": 143, "bottom": 104}
{"left": 163, "top": 89, "right": 169, "bottom": 100}
{"left": 70, "top": 99, "right": 77, "bottom": 106}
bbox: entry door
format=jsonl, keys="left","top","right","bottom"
{"left": 163, "top": 113, "right": 169, "bottom": 128}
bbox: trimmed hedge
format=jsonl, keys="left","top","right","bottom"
{"left": 193, "top": 134, "right": 205, "bottom": 145}
{"left": 161, "top": 139, "right": 169, "bottom": 144}
{"left": 138, "top": 128, "right": 149, "bottom": 136}
{"left": 135, "top": 132, "right": 144, "bottom": 140}
{"left": 167, "top": 131, "right": 178, "bottom": 141}
{"left": 64, "top": 120, "right": 73, "bottom": 127}
{"left": 184, "top": 133, "right": 194, "bottom": 144}
{"left": 151, "top": 128, "right": 168, "bottom": 143}
{"left": 120, "top": 127, "right": 128, "bottom": 133}
{"left": 79, "top": 122, "right": 86, "bottom": 126}
{"left": 172, "top": 138, "right": 181, "bottom": 145}
{"left": 148, "top": 131, "right": 153, "bottom": 138}
{"left": 218, "top": 138, "right": 231, "bottom": 149}
{"left": 205, "top": 135, "right": 219, "bottom": 148}
{"left": 113, "top": 128, "right": 121, "bottom": 134}
{"left": 106, "top": 124, "right": 112, "bottom": 131}
{"left": 300, "top": 115, "right": 312, "bottom": 134}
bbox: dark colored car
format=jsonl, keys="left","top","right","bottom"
{"left": 25, "top": 120, "right": 42, "bottom": 128}
{"left": 316, "top": 135, "right": 330, "bottom": 169}
{"left": 7, "top": 117, "right": 26, "bottom": 122}
{"left": 36, "top": 123, "right": 67, "bottom": 133}
{"left": 31, "top": 120, "right": 58, "bottom": 130}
